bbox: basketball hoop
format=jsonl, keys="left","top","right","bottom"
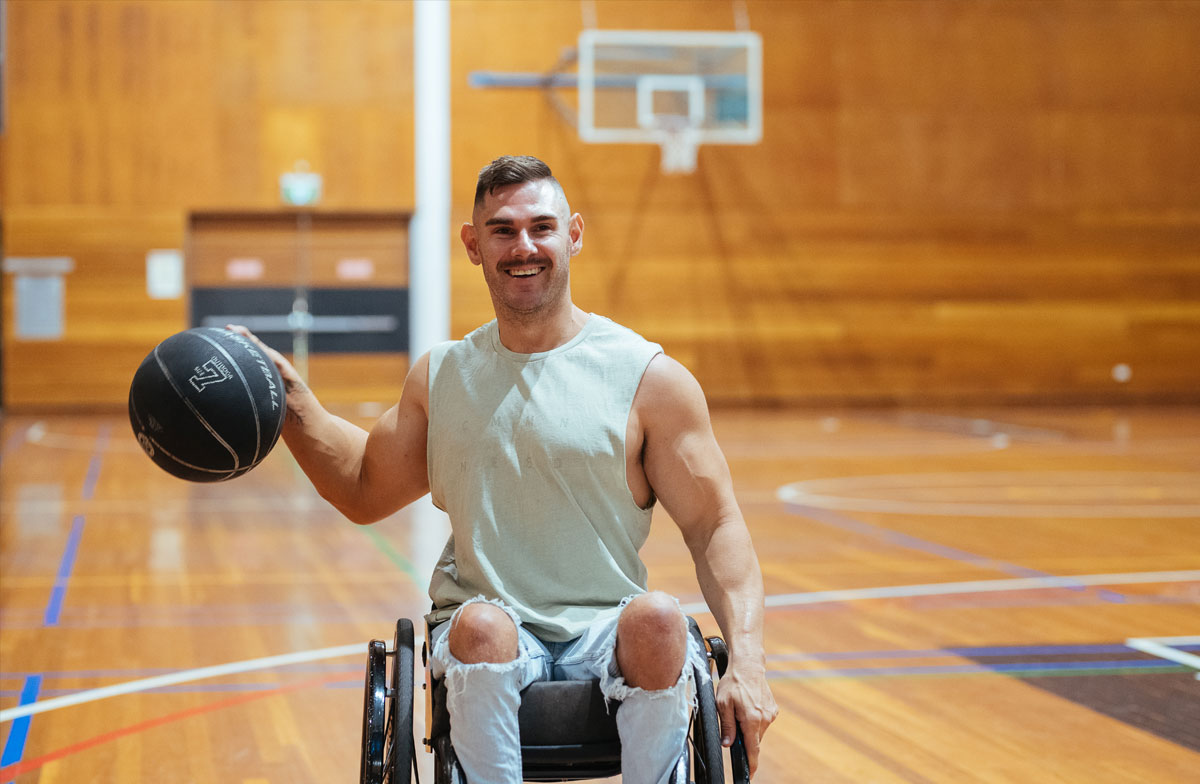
{"left": 657, "top": 120, "right": 701, "bottom": 175}
{"left": 570, "top": 29, "right": 763, "bottom": 176}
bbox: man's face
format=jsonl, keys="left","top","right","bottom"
{"left": 461, "top": 179, "right": 583, "bottom": 320}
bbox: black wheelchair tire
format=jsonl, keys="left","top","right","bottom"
{"left": 691, "top": 662, "right": 725, "bottom": 784}
{"left": 384, "top": 619, "right": 416, "bottom": 783}
{"left": 361, "top": 639, "right": 388, "bottom": 784}
{"left": 730, "top": 731, "right": 751, "bottom": 784}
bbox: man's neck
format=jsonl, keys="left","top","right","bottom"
{"left": 495, "top": 303, "right": 589, "bottom": 354}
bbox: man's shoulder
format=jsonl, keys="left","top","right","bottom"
{"left": 587, "top": 314, "right": 661, "bottom": 351}
{"left": 639, "top": 353, "right": 700, "bottom": 394}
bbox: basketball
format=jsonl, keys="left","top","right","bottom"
{"left": 128, "top": 327, "right": 286, "bottom": 482}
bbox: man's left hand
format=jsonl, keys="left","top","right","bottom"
{"left": 715, "top": 658, "right": 778, "bottom": 778}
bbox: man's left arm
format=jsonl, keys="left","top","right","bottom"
{"left": 636, "top": 354, "right": 779, "bottom": 776}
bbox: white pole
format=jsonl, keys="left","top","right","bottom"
{"left": 410, "top": 0, "right": 452, "bottom": 359}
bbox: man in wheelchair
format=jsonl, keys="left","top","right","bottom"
{"left": 233, "top": 156, "right": 777, "bottom": 783}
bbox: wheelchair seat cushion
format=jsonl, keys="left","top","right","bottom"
{"left": 429, "top": 678, "right": 619, "bottom": 747}
{"left": 518, "top": 680, "right": 619, "bottom": 746}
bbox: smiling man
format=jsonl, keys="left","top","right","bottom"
{"left": 232, "top": 156, "right": 776, "bottom": 784}
{"left": 466, "top": 173, "right": 580, "bottom": 329}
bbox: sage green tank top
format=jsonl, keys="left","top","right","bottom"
{"left": 425, "top": 315, "right": 663, "bottom": 641}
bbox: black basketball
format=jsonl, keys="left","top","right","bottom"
{"left": 129, "top": 327, "right": 286, "bottom": 482}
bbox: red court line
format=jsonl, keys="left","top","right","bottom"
{"left": 0, "top": 673, "right": 359, "bottom": 780}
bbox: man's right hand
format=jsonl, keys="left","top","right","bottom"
{"left": 226, "top": 325, "right": 311, "bottom": 425}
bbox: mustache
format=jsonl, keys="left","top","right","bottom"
{"left": 498, "top": 258, "right": 551, "bottom": 271}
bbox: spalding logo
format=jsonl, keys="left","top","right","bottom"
{"left": 189, "top": 357, "right": 233, "bottom": 392}
{"left": 137, "top": 431, "right": 155, "bottom": 457}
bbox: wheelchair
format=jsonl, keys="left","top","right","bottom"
{"left": 360, "top": 615, "right": 750, "bottom": 784}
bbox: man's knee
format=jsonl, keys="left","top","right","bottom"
{"left": 616, "top": 591, "right": 688, "bottom": 690}
{"left": 449, "top": 601, "right": 519, "bottom": 664}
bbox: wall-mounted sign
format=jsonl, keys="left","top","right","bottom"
{"left": 3, "top": 256, "right": 75, "bottom": 340}
{"left": 146, "top": 249, "right": 184, "bottom": 299}
{"left": 280, "top": 160, "right": 322, "bottom": 206}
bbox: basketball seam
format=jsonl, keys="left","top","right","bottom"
{"left": 143, "top": 432, "right": 240, "bottom": 477}
{"left": 152, "top": 338, "right": 242, "bottom": 472}
{"left": 194, "top": 329, "right": 265, "bottom": 466}
{"left": 129, "top": 396, "right": 237, "bottom": 479}
{"left": 130, "top": 376, "right": 236, "bottom": 480}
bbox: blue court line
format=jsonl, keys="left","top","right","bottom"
{"left": 3, "top": 427, "right": 108, "bottom": 777}
{"left": 79, "top": 424, "right": 110, "bottom": 502}
{"left": 43, "top": 516, "right": 86, "bottom": 627}
{"left": 786, "top": 503, "right": 1127, "bottom": 601}
{"left": 1, "top": 676, "right": 42, "bottom": 774}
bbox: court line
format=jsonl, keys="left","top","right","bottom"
{"left": 876, "top": 411, "right": 1069, "bottom": 443}
{"left": 6, "top": 571, "right": 1195, "bottom": 724}
{"left": 767, "top": 660, "right": 1188, "bottom": 681}
{"left": 0, "top": 570, "right": 412, "bottom": 588}
{"left": 778, "top": 471, "right": 1200, "bottom": 518}
{"left": 0, "top": 643, "right": 363, "bottom": 724}
{"left": 787, "top": 503, "right": 1127, "bottom": 601}
{"left": 1125, "top": 636, "right": 1200, "bottom": 680}
{"left": 43, "top": 516, "right": 86, "bottom": 627}
{"left": 790, "top": 503, "right": 1084, "bottom": 581}
{"left": 362, "top": 525, "right": 421, "bottom": 584}
{"left": 79, "top": 425, "right": 110, "bottom": 501}
{"left": 680, "top": 569, "right": 1200, "bottom": 614}
{"left": 768, "top": 643, "right": 1143, "bottom": 661}
{"left": 0, "top": 677, "right": 41, "bottom": 771}
{"left": 2, "top": 427, "right": 110, "bottom": 776}
{"left": 0, "top": 674, "right": 357, "bottom": 781}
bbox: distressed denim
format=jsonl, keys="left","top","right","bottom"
{"left": 429, "top": 595, "right": 707, "bottom": 784}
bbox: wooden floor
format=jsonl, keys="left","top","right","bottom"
{"left": 2, "top": 405, "right": 1198, "bottom": 783}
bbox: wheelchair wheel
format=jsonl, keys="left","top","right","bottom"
{"left": 690, "top": 658, "right": 725, "bottom": 784}
{"left": 384, "top": 619, "right": 416, "bottom": 783}
{"left": 704, "top": 636, "right": 751, "bottom": 784}
{"left": 361, "top": 640, "right": 388, "bottom": 784}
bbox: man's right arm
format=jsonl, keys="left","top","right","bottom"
{"left": 230, "top": 326, "right": 431, "bottom": 524}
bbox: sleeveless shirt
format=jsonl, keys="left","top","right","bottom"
{"left": 425, "top": 314, "right": 663, "bottom": 642}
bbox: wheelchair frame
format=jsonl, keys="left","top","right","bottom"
{"left": 360, "top": 617, "right": 750, "bottom": 784}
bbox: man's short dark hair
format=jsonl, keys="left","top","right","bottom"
{"left": 474, "top": 155, "right": 561, "bottom": 207}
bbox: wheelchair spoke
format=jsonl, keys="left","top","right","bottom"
{"left": 382, "top": 711, "right": 394, "bottom": 784}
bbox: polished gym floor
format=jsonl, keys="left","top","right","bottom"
{"left": 2, "top": 405, "right": 1198, "bottom": 782}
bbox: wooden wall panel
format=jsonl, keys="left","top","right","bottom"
{"left": 3, "top": 208, "right": 186, "bottom": 407}
{"left": 447, "top": 0, "right": 1200, "bottom": 405}
{"left": 188, "top": 213, "right": 409, "bottom": 288}
{"left": 2, "top": 0, "right": 415, "bottom": 410}
{"left": 4, "top": 0, "right": 1200, "bottom": 409}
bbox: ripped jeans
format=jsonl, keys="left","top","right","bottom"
{"left": 428, "top": 595, "right": 707, "bottom": 784}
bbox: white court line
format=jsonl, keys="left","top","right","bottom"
{"left": 7, "top": 571, "right": 1198, "bottom": 724}
{"left": 1124, "top": 636, "right": 1200, "bottom": 680}
{"left": 0, "top": 643, "right": 364, "bottom": 724}
{"left": 680, "top": 569, "right": 1200, "bottom": 615}
{"left": 778, "top": 471, "right": 1200, "bottom": 518}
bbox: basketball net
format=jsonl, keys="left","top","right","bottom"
{"left": 657, "top": 120, "right": 700, "bottom": 175}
